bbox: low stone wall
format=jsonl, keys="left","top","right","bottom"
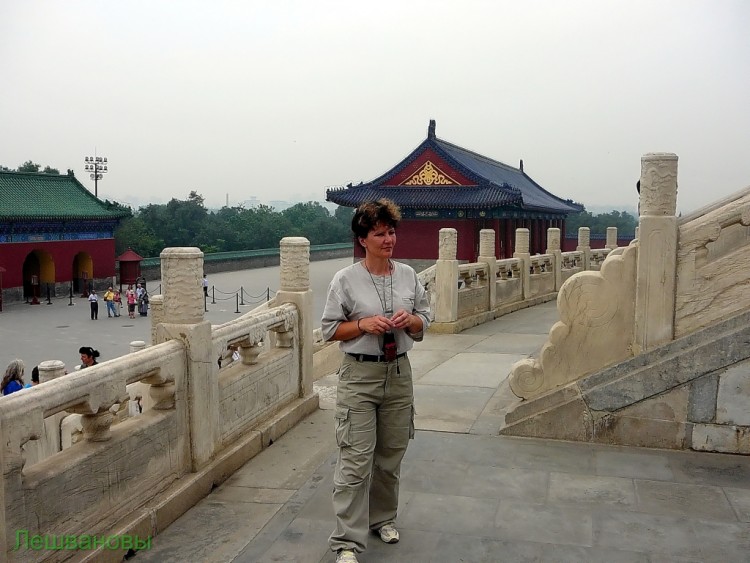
{"left": 137, "top": 243, "right": 353, "bottom": 281}
{"left": 430, "top": 227, "right": 611, "bottom": 334}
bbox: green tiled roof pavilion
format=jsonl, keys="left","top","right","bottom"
{"left": 0, "top": 171, "right": 128, "bottom": 220}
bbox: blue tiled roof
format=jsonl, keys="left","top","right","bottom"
{"left": 326, "top": 124, "right": 582, "bottom": 214}
{"left": 326, "top": 185, "right": 521, "bottom": 209}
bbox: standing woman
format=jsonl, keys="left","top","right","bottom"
{"left": 322, "top": 199, "right": 430, "bottom": 563}
{"left": 2, "top": 359, "right": 26, "bottom": 396}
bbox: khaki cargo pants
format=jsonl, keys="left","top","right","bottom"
{"left": 329, "top": 354, "right": 415, "bottom": 554}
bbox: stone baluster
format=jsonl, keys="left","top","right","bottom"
{"left": 129, "top": 340, "right": 146, "bottom": 353}
{"left": 239, "top": 342, "right": 262, "bottom": 365}
{"left": 546, "top": 228, "right": 563, "bottom": 291}
{"left": 275, "top": 237, "right": 313, "bottom": 396}
{"left": 577, "top": 227, "right": 591, "bottom": 270}
{"left": 149, "top": 294, "right": 164, "bottom": 346}
{"left": 513, "top": 228, "right": 531, "bottom": 299}
{"left": 80, "top": 410, "right": 115, "bottom": 442}
{"left": 434, "top": 228, "right": 459, "bottom": 324}
{"left": 477, "top": 229, "right": 497, "bottom": 311}
{"left": 156, "top": 247, "right": 215, "bottom": 470}
{"left": 634, "top": 153, "right": 679, "bottom": 353}
{"left": 606, "top": 227, "right": 618, "bottom": 250}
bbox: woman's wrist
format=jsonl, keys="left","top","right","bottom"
{"left": 357, "top": 318, "right": 364, "bottom": 334}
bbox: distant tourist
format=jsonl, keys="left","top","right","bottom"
{"left": 24, "top": 365, "right": 40, "bottom": 388}
{"left": 103, "top": 286, "right": 116, "bottom": 318}
{"left": 79, "top": 346, "right": 100, "bottom": 369}
{"left": 138, "top": 288, "right": 149, "bottom": 317}
{"left": 113, "top": 288, "right": 122, "bottom": 317}
{"left": 88, "top": 289, "right": 99, "bottom": 320}
{"left": 126, "top": 285, "right": 137, "bottom": 319}
{"left": 2, "top": 359, "right": 26, "bottom": 396}
{"left": 203, "top": 274, "right": 209, "bottom": 297}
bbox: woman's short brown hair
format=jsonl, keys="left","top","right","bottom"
{"left": 351, "top": 199, "right": 402, "bottom": 239}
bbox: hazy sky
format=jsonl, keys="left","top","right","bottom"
{"left": 2, "top": 1, "right": 749, "bottom": 214}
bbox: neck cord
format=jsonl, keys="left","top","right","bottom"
{"left": 363, "top": 260, "right": 400, "bottom": 373}
{"left": 363, "top": 260, "right": 393, "bottom": 315}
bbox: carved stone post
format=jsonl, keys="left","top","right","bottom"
{"left": 129, "top": 340, "right": 146, "bottom": 353}
{"left": 606, "top": 227, "right": 618, "bottom": 250}
{"left": 546, "top": 228, "right": 563, "bottom": 291}
{"left": 156, "top": 247, "right": 216, "bottom": 471}
{"left": 513, "top": 228, "right": 531, "bottom": 299}
{"left": 577, "top": 227, "right": 591, "bottom": 270}
{"left": 275, "top": 237, "right": 314, "bottom": 397}
{"left": 38, "top": 360, "right": 66, "bottom": 383}
{"left": 477, "top": 229, "right": 497, "bottom": 311}
{"left": 149, "top": 294, "right": 164, "bottom": 346}
{"left": 634, "top": 153, "right": 678, "bottom": 352}
{"left": 32, "top": 360, "right": 69, "bottom": 460}
{"left": 435, "top": 228, "right": 459, "bottom": 323}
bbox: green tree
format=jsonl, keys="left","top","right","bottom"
{"left": 566, "top": 208, "right": 637, "bottom": 237}
{"left": 17, "top": 160, "right": 40, "bottom": 172}
{"left": 114, "top": 216, "right": 164, "bottom": 257}
{"left": 42, "top": 165, "right": 60, "bottom": 174}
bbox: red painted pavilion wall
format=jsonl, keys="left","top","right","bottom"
{"left": 0, "top": 239, "right": 116, "bottom": 288}
{"left": 353, "top": 219, "right": 476, "bottom": 261}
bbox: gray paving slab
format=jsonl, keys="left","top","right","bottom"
{"left": 724, "top": 486, "right": 750, "bottom": 522}
{"left": 634, "top": 479, "right": 737, "bottom": 521}
{"left": 418, "top": 351, "right": 525, "bottom": 388}
{"left": 548, "top": 472, "right": 637, "bottom": 508}
{"left": 413, "top": 384, "right": 496, "bottom": 432}
{"left": 466, "top": 331, "right": 549, "bottom": 355}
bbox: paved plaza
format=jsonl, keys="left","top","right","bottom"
{"left": 131, "top": 301, "right": 750, "bottom": 563}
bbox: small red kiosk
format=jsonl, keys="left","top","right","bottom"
{"left": 117, "top": 248, "right": 144, "bottom": 292}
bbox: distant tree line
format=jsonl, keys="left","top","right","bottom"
{"left": 114, "top": 191, "right": 354, "bottom": 257}
{"left": 565, "top": 208, "right": 638, "bottom": 237}
{"left": 1, "top": 160, "right": 60, "bottom": 174}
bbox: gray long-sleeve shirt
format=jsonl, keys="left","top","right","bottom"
{"left": 321, "top": 261, "right": 431, "bottom": 356}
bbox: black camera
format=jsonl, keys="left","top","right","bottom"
{"left": 383, "top": 331, "right": 397, "bottom": 362}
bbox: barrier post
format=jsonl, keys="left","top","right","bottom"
{"left": 235, "top": 293, "right": 240, "bottom": 313}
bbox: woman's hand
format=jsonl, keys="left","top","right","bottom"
{"left": 358, "top": 315, "right": 395, "bottom": 335}
{"left": 390, "top": 309, "right": 415, "bottom": 331}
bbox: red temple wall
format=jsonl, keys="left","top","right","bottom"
{"left": 0, "top": 239, "right": 116, "bottom": 288}
{"left": 353, "top": 219, "right": 476, "bottom": 261}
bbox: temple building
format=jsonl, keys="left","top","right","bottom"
{"left": 326, "top": 121, "right": 582, "bottom": 266}
{"left": 0, "top": 171, "right": 128, "bottom": 305}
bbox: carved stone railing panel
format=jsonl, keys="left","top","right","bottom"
{"left": 212, "top": 303, "right": 298, "bottom": 368}
{"left": 509, "top": 244, "right": 638, "bottom": 399}
{"left": 589, "top": 248, "right": 612, "bottom": 270}
{"left": 675, "top": 185, "right": 750, "bottom": 337}
{"left": 214, "top": 304, "right": 301, "bottom": 445}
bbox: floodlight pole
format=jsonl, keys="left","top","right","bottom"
{"left": 83, "top": 154, "right": 108, "bottom": 198}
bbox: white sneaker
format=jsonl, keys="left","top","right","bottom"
{"left": 378, "top": 523, "right": 400, "bottom": 544}
{"left": 336, "top": 549, "right": 359, "bottom": 563}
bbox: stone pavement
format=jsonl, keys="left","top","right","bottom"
{"left": 134, "top": 302, "right": 750, "bottom": 563}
